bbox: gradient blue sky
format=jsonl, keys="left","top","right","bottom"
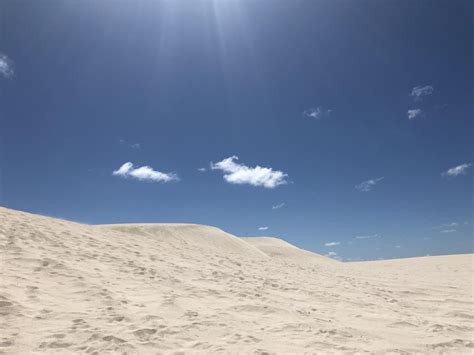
{"left": 1, "top": 0, "right": 472, "bottom": 261}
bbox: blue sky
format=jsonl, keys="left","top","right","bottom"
{"left": 0, "top": 0, "right": 472, "bottom": 261}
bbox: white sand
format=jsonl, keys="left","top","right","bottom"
{"left": 1, "top": 206, "right": 473, "bottom": 353}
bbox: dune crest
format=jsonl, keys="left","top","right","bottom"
{"left": 98, "top": 223, "right": 270, "bottom": 260}
{"left": 1, "top": 206, "right": 473, "bottom": 353}
{"left": 242, "top": 236, "right": 337, "bottom": 266}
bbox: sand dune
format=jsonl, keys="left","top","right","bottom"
{"left": 242, "top": 236, "right": 337, "bottom": 266}
{"left": 1, "top": 206, "right": 473, "bottom": 353}
{"left": 99, "top": 224, "right": 269, "bottom": 260}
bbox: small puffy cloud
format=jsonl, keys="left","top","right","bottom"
{"left": 113, "top": 162, "right": 179, "bottom": 183}
{"left": 440, "top": 229, "right": 456, "bottom": 234}
{"left": 407, "top": 109, "right": 422, "bottom": 120}
{"left": 325, "top": 242, "right": 340, "bottom": 247}
{"left": 302, "top": 107, "right": 332, "bottom": 120}
{"left": 325, "top": 251, "right": 338, "bottom": 258}
{"left": 0, "top": 54, "right": 14, "bottom": 78}
{"left": 272, "top": 202, "right": 285, "bottom": 210}
{"left": 411, "top": 85, "right": 434, "bottom": 101}
{"left": 355, "top": 234, "right": 379, "bottom": 240}
{"left": 258, "top": 226, "right": 269, "bottom": 231}
{"left": 355, "top": 177, "right": 384, "bottom": 192}
{"left": 442, "top": 163, "right": 472, "bottom": 178}
{"left": 197, "top": 167, "right": 207, "bottom": 172}
{"left": 211, "top": 156, "right": 288, "bottom": 189}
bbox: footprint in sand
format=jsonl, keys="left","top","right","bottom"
{"left": 133, "top": 328, "right": 157, "bottom": 341}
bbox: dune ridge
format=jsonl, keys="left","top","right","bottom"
{"left": 98, "top": 223, "right": 270, "bottom": 260}
{"left": 1, "top": 206, "right": 473, "bottom": 353}
{"left": 242, "top": 236, "right": 337, "bottom": 266}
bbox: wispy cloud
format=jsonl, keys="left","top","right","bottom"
{"left": 325, "top": 251, "right": 338, "bottom": 258}
{"left": 0, "top": 54, "right": 14, "bottom": 78}
{"left": 113, "top": 162, "right": 179, "bottom": 183}
{"left": 434, "top": 222, "right": 459, "bottom": 229}
{"left": 440, "top": 229, "right": 456, "bottom": 234}
{"left": 325, "top": 242, "right": 340, "bottom": 247}
{"left": 211, "top": 156, "right": 288, "bottom": 189}
{"left": 119, "top": 139, "right": 141, "bottom": 149}
{"left": 411, "top": 85, "right": 434, "bottom": 101}
{"left": 197, "top": 167, "right": 207, "bottom": 172}
{"left": 302, "top": 107, "right": 332, "bottom": 120}
{"left": 272, "top": 202, "right": 285, "bottom": 210}
{"left": 407, "top": 109, "right": 422, "bottom": 120}
{"left": 442, "top": 163, "right": 472, "bottom": 178}
{"left": 395, "top": 245, "right": 402, "bottom": 249}
{"left": 355, "top": 177, "right": 384, "bottom": 192}
{"left": 434, "top": 222, "right": 459, "bottom": 234}
{"left": 355, "top": 234, "right": 379, "bottom": 240}
{"left": 258, "top": 226, "right": 269, "bottom": 231}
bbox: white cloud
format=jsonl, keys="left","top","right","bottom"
{"left": 440, "top": 229, "right": 456, "bottom": 234}
{"left": 119, "top": 139, "right": 141, "bottom": 149}
{"left": 198, "top": 167, "right": 207, "bottom": 172}
{"left": 442, "top": 163, "right": 472, "bottom": 178}
{"left": 272, "top": 202, "right": 285, "bottom": 210}
{"left": 434, "top": 222, "right": 459, "bottom": 229}
{"left": 407, "top": 109, "right": 422, "bottom": 120}
{"left": 395, "top": 245, "right": 402, "bottom": 249}
{"left": 325, "top": 242, "right": 340, "bottom": 247}
{"left": 355, "top": 234, "right": 379, "bottom": 240}
{"left": 325, "top": 251, "right": 338, "bottom": 258}
{"left": 411, "top": 85, "right": 434, "bottom": 101}
{"left": 302, "top": 107, "right": 332, "bottom": 120}
{"left": 211, "top": 156, "right": 288, "bottom": 189}
{"left": 433, "top": 222, "right": 459, "bottom": 234}
{"left": 0, "top": 54, "right": 14, "bottom": 78}
{"left": 258, "top": 226, "right": 269, "bottom": 231}
{"left": 112, "top": 162, "right": 179, "bottom": 183}
{"left": 355, "top": 177, "right": 384, "bottom": 192}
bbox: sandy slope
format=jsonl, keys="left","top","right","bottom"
{"left": 1, "top": 207, "right": 473, "bottom": 353}
{"left": 241, "top": 236, "right": 337, "bottom": 266}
